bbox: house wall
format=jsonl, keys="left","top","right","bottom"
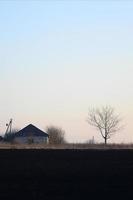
{"left": 14, "top": 136, "right": 49, "bottom": 144}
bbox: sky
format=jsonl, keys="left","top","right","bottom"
{"left": 0, "top": 1, "right": 133, "bottom": 143}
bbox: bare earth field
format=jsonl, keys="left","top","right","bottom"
{"left": 0, "top": 149, "right": 133, "bottom": 199}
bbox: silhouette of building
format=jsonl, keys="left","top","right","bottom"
{"left": 14, "top": 124, "right": 49, "bottom": 144}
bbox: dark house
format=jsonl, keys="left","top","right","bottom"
{"left": 14, "top": 124, "right": 49, "bottom": 144}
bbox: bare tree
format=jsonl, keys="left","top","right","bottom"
{"left": 46, "top": 125, "right": 66, "bottom": 145}
{"left": 4, "top": 128, "right": 19, "bottom": 142}
{"left": 87, "top": 106, "right": 121, "bottom": 144}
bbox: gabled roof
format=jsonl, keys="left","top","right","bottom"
{"left": 15, "top": 124, "right": 49, "bottom": 137}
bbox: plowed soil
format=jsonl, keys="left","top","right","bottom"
{"left": 0, "top": 149, "right": 133, "bottom": 199}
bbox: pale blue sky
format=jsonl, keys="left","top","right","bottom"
{"left": 0, "top": 1, "right": 133, "bottom": 143}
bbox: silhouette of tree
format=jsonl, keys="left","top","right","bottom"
{"left": 4, "top": 129, "right": 19, "bottom": 142}
{"left": 87, "top": 106, "right": 121, "bottom": 144}
{"left": 46, "top": 126, "right": 66, "bottom": 144}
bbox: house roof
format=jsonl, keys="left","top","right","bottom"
{"left": 15, "top": 124, "right": 49, "bottom": 137}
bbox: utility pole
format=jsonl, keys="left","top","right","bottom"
{"left": 5, "top": 119, "right": 13, "bottom": 135}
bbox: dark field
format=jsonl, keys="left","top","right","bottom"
{"left": 0, "top": 149, "right": 133, "bottom": 199}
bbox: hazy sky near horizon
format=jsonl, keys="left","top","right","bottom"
{"left": 0, "top": 1, "right": 133, "bottom": 143}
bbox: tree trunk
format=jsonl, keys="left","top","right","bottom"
{"left": 104, "top": 137, "right": 107, "bottom": 145}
